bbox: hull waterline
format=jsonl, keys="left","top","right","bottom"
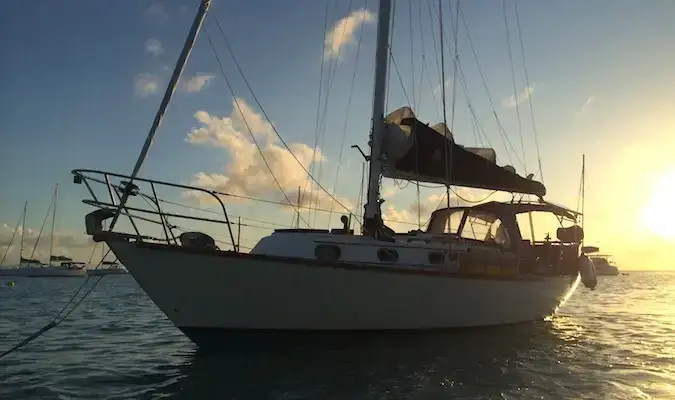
{"left": 108, "top": 240, "right": 579, "bottom": 347}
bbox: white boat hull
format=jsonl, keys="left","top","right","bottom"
{"left": 108, "top": 240, "right": 579, "bottom": 344}
{"left": 87, "top": 268, "right": 128, "bottom": 276}
{"left": 0, "top": 267, "right": 87, "bottom": 277}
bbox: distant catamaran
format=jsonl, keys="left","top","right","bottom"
{"left": 71, "top": 0, "right": 597, "bottom": 348}
{"left": 0, "top": 185, "right": 87, "bottom": 278}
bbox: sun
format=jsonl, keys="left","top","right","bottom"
{"left": 640, "top": 169, "right": 675, "bottom": 240}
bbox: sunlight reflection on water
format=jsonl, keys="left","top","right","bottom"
{"left": 0, "top": 271, "right": 673, "bottom": 399}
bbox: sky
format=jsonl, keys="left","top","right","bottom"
{"left": 1, "top": 0, "right": 674, "bottom": 270}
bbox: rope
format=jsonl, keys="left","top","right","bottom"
{"left": 513, "top": 0, "right": 544, "bottom": 183}
{"left": 208, "top": 16, "right": 355, "bottom": 219}
{"left": 326, "top": 0, "right": 368, "bottom": 228}
{"left": 0, "top": 249, "right": 113, "bottom": 360}
{"left": 502, "top": 0, "right": 528, "bottom": 173}
{"left": 203, "top": 25, "right": 308, "bottom": 228}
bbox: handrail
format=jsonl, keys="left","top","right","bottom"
{"left": 72, "top": 169, "right": 239, "bottom": 252}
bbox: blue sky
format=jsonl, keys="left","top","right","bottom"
{"left": 2, "top": 0, "right": 675, "bottom": 269}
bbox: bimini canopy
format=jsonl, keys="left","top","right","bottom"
{"left": 381, "top": 107, "right": 546, "bottom": 196}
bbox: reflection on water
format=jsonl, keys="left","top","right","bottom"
{"left": 0, "top": 272, "right": 674, "bottom": 399}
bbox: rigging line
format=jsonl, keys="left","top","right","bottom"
{"left": 203, "top": 25, "right": 309, "bottom": 228}
{"left": 427, "top": 1, "right": 490, "bottom": 149}
{"left": 455, "top": 60, "right": 492, "bottom": 148}
{"left": 426, "top": 0, "right": 444, "bottom": 100}
{"left": 457, "top": 4, "right": 524, "bottom": 169}
{"left": 450, "top": 0, "right": 460, "bottom": 133}
{"left": 27, "top": 187, "right": 56, "bottom": 261}
{"left": 0, "top": 208, "right": 25, "bottom": 266}
{"left": 416, "top": 1, "right": 440, "bottom": 119}
{"left": 384, "top": 0, "right": 396, "bottom": 110}
{"left": 308, "top": 0, "right": 355, "bottom": 226}
{"left": 411, "top": 0, "right": 421, "bottom": 229}
{"left": 513, "top": 0, "right": 544, "bottom": 183}
{"left": 210, "top": 16, "right": 355, "bottom": 219}
{"left": 327, "top": 0, "right": 368, "bottom": 228}
{"left": 304, "top": 0, "right": 332, "bottom": 221}
{"left": 438, "top": 0, "right": 451, "bottom": 220}
{"left": 389, "top": 52, "right": 413, "bottom": 107}
{"left": 109, "top": 0, "right": 211, "bottom": 231}
{"left": 408, "top": 0, "right": 416, "bottom": 110}
{"left": 156, "top": 197, "right": 292, "bottom": 228}
{"left": 502, "top": 0, "right": 527, "bottom": 173}
{"left": 410, "top": 1, "right": 422, "bottom": 229}
{"left": 415, "top": 0, "right": 424, "bottom": 110}
{"left": 0, "top": 250, "right": 112, "bottom": 360}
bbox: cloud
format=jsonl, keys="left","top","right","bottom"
{"left": 502, "top": 85, "right": 535, "bottom": 108}
{"left": 134, "top": 73, "right": 161, "bottom": 97}
{"left": 324, "top": 8, "right": 375, "bottom": 61}
{"left": 145, "top": 38, "right": 164, "bottom": 56}
{"left": 575, "top": 96, "right": 595, "bottom": 117}
{"left": 432, "top": 78, "right": 452, "bottom": 96}
{"left": 179, "top": 74, "right": 215, "bottom": 93}
{"left": 183, "top": 98, "right": 352, "bottom": 214}
{"left": 145, "top": 2, "right": 169, "bottom": 21}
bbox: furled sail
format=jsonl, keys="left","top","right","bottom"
{"left": 381, "top": 107, "right": 546, "bottom": 196}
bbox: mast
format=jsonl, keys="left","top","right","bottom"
{"left": 109, "top": 0, "right": 212, "bottom": 230}
{"left": 362, "top": 0, "right": 393, "bottom": 237}
{"left": 49, "top": 184, "right": 58, "bottom": 267}
{"left": 581, "top": 154, "right": 585, "bottom": 235}
{"left": 20, "top": 201, "right": 27, "bottom": 265}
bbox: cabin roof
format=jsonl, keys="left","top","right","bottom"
{"left": 432, "top": 200, "right": 580, "bottom": 220}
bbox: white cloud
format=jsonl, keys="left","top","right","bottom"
{"left": 502, "top": 85, "right": 535, "bottom": 108}
{"left": 183, "top": 98, "right": 352, "bottom": 214}
{"left": 575, "top": 96, "right": 595, "bottom": 117}
{"left": 432, "top": 78, "right": 452, "bottom": 96}
{"left": 180, "top": 74, "right": 215, "bottom": 93}
{"left": 145, "top": 38, "right": 164, "bottom": 56}
{"left": 145, "top": 2, "right": 168, "bottom": 21}
{"left": 134, "top": 73, "right": 161, "bottom": 97}
{"left": 324, "top": 8, "right": 375, "bottom": 61}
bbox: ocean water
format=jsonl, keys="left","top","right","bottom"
{"left": 0, "top": 272, "right": 674, "bottom": 399}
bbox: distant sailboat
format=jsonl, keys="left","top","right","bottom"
{"left": 0, "top": 185, "right": 87, "bottom": 278}
{"left": 87, "top": 242, "right": 128, "bottom": 276}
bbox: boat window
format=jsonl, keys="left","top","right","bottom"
{"left": 487, "top": 219, "right": 511, "bottom": 247}
{"left": 314, "top": 244, "right": 341, "bottom": 261}
{"left": 459, "top": 211, "right": 510, "bottom": 247}
{"left": 377, "top": 248, "right": 399, "bottom": 262}
{"left": 516, "top": 211, "right": 573, "bottom": 243}
{"left": 426, "top": 209, "right": 464, "bottom": 234}
{"left": 428, "top": 251, "right": 444, "bottom": 265}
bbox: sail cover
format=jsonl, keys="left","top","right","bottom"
{"left": 381, "top": 107, "right": 546, "bottom": 196}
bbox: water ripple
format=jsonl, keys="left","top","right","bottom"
{"left": 1, "top": 271, "right": 674, "bottom": 399}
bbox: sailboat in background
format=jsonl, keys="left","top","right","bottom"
{"left": 71, "top": 0, "right": 596, "bottom": 347}
{"left": 87, "top": 242, "right": 128, "bottom": 276}
{"left": 0, "top": 185, "right": 87, "bottom": 278}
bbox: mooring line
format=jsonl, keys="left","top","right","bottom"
{"left": 0, "top": 250, "right": 115, "bottom": 360}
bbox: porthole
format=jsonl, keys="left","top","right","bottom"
{"left": 377, "top": 248, "right": 399, "bottom": 263}
{"left": 428, "top": 252, "right": 444, "bottom": 265}
{"left": 315, "top": 244, "right": 341, "bottom": 261}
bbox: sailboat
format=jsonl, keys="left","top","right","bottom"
{"left": 71, "top": 0, "right": 596, "bottom": 346}
{"left": 1, "top": 185, "right": 87, "bottom": 278}
{"left": 87, "top": 242, "right": 128, "bottom": 276}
